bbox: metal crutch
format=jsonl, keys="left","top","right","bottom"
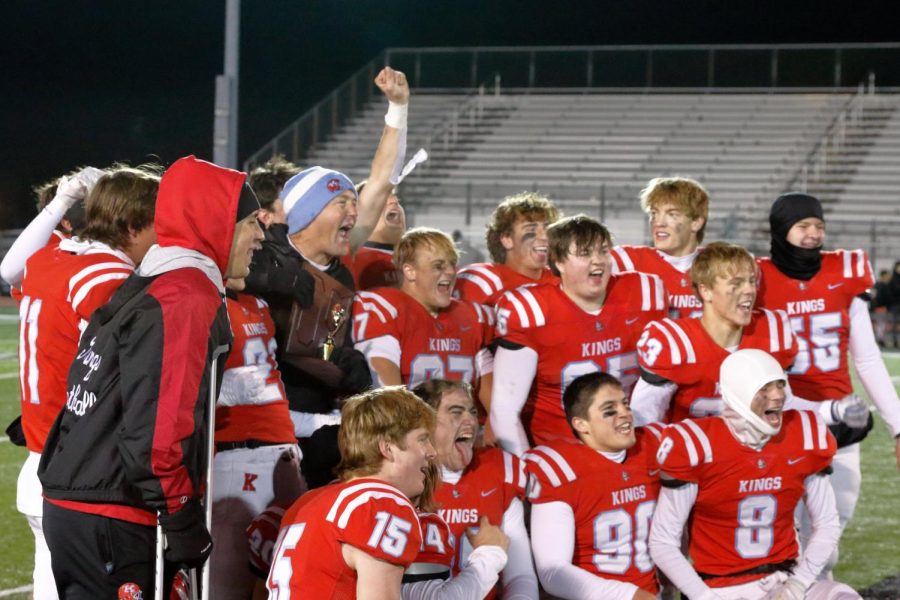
{"left": 199, "top": 345, "right": 228, "bottom": 600}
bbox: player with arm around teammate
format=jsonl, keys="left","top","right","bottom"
{"left": 412, "top": 379, "right": 538, "bottom": 600}
{"left": 609, "top": 176, "right": 709, "bottom": 319}
{"left": 491, "top": 214, "right": 668, "bottom": 457}
{"left": 525, "top": 371, "right": 663, "bottom": 600}
{"left": 265, "top": 386, "right": 437, "bottom": 599}
{"left": 649, "top": 349, "right": 859, "bottom": 600}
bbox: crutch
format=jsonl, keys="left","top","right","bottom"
{"left": 154, "top": 521, "right": 165, "bottom": 598}
{"left": 198, "top": 345, "right": 229, "bottom": 600}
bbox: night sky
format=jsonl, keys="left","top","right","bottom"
{"left": 2, "top": 0, "right": 896, "bottom": 226}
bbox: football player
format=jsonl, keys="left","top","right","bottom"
{"left": 756, "top": 192, "right": 900, "bottom": 576}
{"left": 525, "top": 371, "right": 663, "bottom": 600}
{"left": 649, "top": 349, "right": 860, "bottom": 600}
{"left": 266, "top": 387, "right": 436, "bottom": 598}
{"left": 631, "top": 242, "right": 800, "bottom": 424}
{"left": 343, "top": 182, "right": 406, "bottom": 290}
{"left": 0, "top": 166, "right": 102, "bottom": 289}
{"left": 352, "top": 228, "right": 494, "bottom": 397}
{"left": 610, "top": 176, "right": 709, "bottom": 319}
{"left": 454, "top": 191, "right": 560, "bottom": 307}
{"left": 16, "top": 166, "right": 158, "bottom": 600}
{"left": 412, "top": 379, "right": 538, "bottom": 599}
{"left": 491, "top": 214, "right": 668, "bottom": 456}
{"left": 209, "top": 277, "right": 302, "bottom": 600}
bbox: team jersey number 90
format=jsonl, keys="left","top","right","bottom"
{"left": 592, "top": 500, "right": 656, "bottom": 575}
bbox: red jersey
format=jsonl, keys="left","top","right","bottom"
{"left": 495, "top": 273, "right": 668, "bottom": 445}
{"left": 655, "top": 411, "right": 836, "bottom": 586}
{"left": 610, "top": 245, "right": 702, "bottom": 319}
{"left": 352, "top": 288, "right": 491, "bottom": 387}
{"left": 636, "top": 309, "right": 798, "bottom": 422}
{"left": 267, "top": 478, "right": 422, "bottom": 598}
{"left": 413, "top": 512, "right": 455, "bottom": 570}
{"left": 215, "top": 292, "right": 294, "bottom": 444}
{"left": 756, "top": 250, "right": 874, "bottom": 401}
{"left": 341, "top": 242, "right": 399, "bottom": 291}
{"left": 435, "top": 447, "right": 525, "bottom": 584}
{"left": 17, "top": 241, "right": 133, "bottom": 452}
{"left": 454, "top": 262, "right": 558, "bottom": 306}
{"left": 524, "top": 426, "right": 664, "bottom": 595}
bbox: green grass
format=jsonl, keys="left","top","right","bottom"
{"left": 0, "top": 307, "right": 897, "bottom": 596}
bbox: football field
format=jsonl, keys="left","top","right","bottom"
{"left": 0, "top": 307, "right": 898, "bottom": 598}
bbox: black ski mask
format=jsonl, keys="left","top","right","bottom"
{"left": 769, "top": 192, "right": 824, "bottom": 280}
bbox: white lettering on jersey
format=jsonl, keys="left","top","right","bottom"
{"left": 611, "top": 484, "right": 647, "bottom": 506}
{"left": 785, "top": 299, "right": 826, "bottom": 315}
{"left": 580, "top": 338, "right": 622, "bottom": 357}
{"left": 438, "top": 508, "right": 480, "bottom": 525}
{"left": 738, "top": 477, "right": 783, "bottom": 493}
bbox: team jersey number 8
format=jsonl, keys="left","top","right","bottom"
{"left": 592, "top": 500, "right": 656, "bottom": 574}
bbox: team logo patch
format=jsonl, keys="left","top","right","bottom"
{"left": 622, "top": 471, "right": 630, "bottom": 481}
{"left": 595, "top": 321, "right": 603, "bottom": 331}
{"left": 799, "top": 282, "right": 808, "bottom": 291}
{"left": 327, "top": 178, "right": 342, "bottom": 193}
{"left": 680, "top": 278, "right": 688, "bottom": 287}
{"left": 118, "top": 583, "right": 143, "bottom": 600}
{"left": 757, "top": 459, "right": 767, "bottom": 469}
{"left": 452, "top": 489, "right": 461, "bottom": 499}
{"left": 243, "top": 473, "right": 258, "bottom": 492}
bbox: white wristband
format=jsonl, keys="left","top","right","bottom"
{"left": 384, "top": 101, "right": 408, "bottom": 129}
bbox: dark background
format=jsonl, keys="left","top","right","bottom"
{"left": 1, "top": 0, "right": 897, "bottom": 226}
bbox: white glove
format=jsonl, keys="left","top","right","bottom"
{"left": 50, "top": 166, "right": 104, "bottom": 215}
{"left": 74, "top": 166, "right": 106, "bottom": 192}
{"left": 831, "top": 394, "right": 870, "bottom": 428}
{"left": 761, "top": 577, "right": 806, "bottom": 600}
{"left": 218, "top": 366, "right": 267, "bottom": 407}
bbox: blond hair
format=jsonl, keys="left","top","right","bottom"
{"left": 393, "top": 227, "right": 459, "bottom": 270}
{"left": 337, "top": 386, "right": 436, "bottom": 480}
{"left": 690, "top": 241, "right": 756, "bottom": 293}
{"left": 639, "top": 177, "right": 709, "bottom": 243}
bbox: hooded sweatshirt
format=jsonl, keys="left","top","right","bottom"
{"left": 39, "top": 156, "right": 242, "bottom": 523}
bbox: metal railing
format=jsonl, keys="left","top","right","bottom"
{"left": 245, "top": 43, "right": 900, "bottom": 171}
{"left": 784, "top": 76, "right": 873, "bottom": 192}
{"left": 385, "top": 43, "right": 900, "bottom": 91}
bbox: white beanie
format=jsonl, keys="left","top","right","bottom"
{"left": 720, "top": 349, "right": 786, "bottom": 437}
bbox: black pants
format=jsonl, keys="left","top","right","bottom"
{"left": 44, "top": 501, "right": 176, "bottom": 599}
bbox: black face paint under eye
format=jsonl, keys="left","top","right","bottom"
{"left": 521, "top": 231, "right": 537, "bottom": 242}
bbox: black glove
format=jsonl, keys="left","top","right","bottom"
{"left": 160, "top": 499, "right": 213, "bottom": 569}
{"left": 269, "top": 263, "right": 315, "bottom": 309}
{"left": 329, "top": 346, "right": 372, "bottom": 394}
{"left": 5, "top": 416, "right": 26, "bottom": 447}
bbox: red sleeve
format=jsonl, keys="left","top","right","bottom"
{"left": 523, "top": 445, "right": 579, "bottom": 505}
{"left": 837, "top": 249, "right": 875, "bottom": 296}
{"left": 70, "top": 260, "right": 133, "bottom": 321}
{"left": 352, "top": 289, "right": 403, "bottom": 343}
{"left": 494, "top": 286, "right": 546, "bottom": 349}
{"left": 119, "top": 269, "right": 224, "bottom": 514}
{"left": 753, "top": 308, "right": 799, "bottom": 369}
{"left": 636, "top": 319, "right": 696, "bottom": 384}
{"left": 654, "top": 419, "right": 714, "bottom": 482}
{"left": 336, "top": 492, "right": 422, "bottom": 567}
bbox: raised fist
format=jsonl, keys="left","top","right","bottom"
{"left": 374, "top": 67, "right": 409, "bottom": 105}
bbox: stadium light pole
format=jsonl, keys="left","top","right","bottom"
{"left": 213, "top": 0, "right": 240, "bottom": 168}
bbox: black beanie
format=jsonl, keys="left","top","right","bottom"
{"left": 769, "top": 192, "right": 824, "bottom": 280}
{"left": 236, "top": 181, "right": 260, "bottom": 223}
